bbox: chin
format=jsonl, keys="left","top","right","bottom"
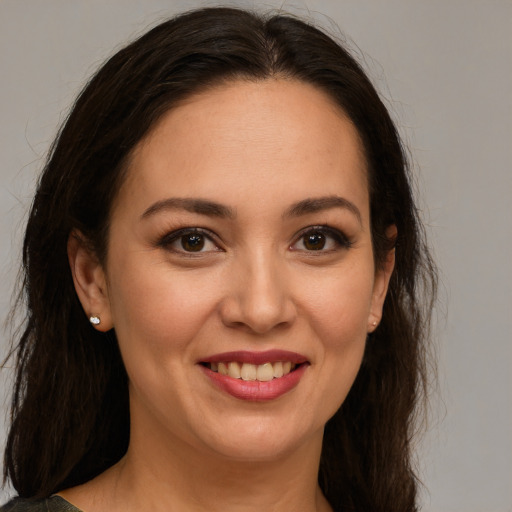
{"left": 189, "top": 410, "right": 324, "bottom": 463}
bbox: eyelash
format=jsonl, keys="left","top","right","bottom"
{"left": 291, "top": 225, "right": 353, "bottom": 252}
{"left": 157, "top": 225, "right": 352, "bottom": 255}
{"left": 157, "top": 228, "right": 222, "bottom": 255}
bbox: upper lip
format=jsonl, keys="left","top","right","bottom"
{"left": 199, "top": 350, "right": 308, "bottom": 365}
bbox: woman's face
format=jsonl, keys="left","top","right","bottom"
{"left": 77, "top": 79, "right": 393, "bottom": 461}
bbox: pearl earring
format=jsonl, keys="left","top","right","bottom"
{"left": 89, "top": 316, "right": 101, "bottom": 326}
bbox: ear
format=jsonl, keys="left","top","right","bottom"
{"left": 367, "top": 225, "right": 397, "bottom": 333}
{"left": 67, "top": 230, "right": 113, "bottom": 332}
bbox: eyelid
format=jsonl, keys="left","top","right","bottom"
{"left": 156, "top": 225, "right": 351, "bottom": 254}
{"left": 157, "top": 227, "right": 223, "bottom": 253}
{"left": 290, "top": 225, "right": 353, "bottom": 251}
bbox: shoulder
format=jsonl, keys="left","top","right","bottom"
{"left": 1, "top": 496, "right": 82, "bottom": 512}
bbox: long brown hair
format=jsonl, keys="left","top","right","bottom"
{"left": 3, "top": 7, "right": 437, "bottom": 511}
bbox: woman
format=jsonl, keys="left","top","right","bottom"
{"left": 2, "top": 7, "right": 436, "bottom": 512}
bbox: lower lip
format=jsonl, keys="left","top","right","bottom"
{"left": 200, "top": 364, "right": 308, "bottom": 402}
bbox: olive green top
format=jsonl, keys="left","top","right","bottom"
{"left": 1, "top": 496, "right": 81, "bottom": 512}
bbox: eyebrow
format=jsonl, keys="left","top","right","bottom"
{"left": 141, "top": 195, "right": 362, "bottom": 224}
{"left": 284, "top": 196, "right": 362, "bottom": 225}
{"left": 141, "top": 198, "right": 235, "bottom": 220}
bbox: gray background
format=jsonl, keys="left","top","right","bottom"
{"left": 1, "top": 1, "right": 511, "bottom": 511}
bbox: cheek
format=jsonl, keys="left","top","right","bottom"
{"left": 299, "top": 264, "right": 374, "bottom": 406}
{"left": 301, "top": 262, "right": 375, "bottom": 340}
{"left": 107, "top": 261, "right": 220, "bottom": 361}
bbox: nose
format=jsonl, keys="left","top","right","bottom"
{"left": 219, "top": 251, "right": 297, "bottom": 335}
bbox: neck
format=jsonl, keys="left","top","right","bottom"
{"left": 61, "top": 417, "right": 331, "bottom": 512}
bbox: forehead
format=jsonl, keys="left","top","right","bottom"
{"left": 117, "top": 79, "right": 369, "bottom": 220}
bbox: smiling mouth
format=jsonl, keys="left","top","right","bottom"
{"left": 203, "top": 361, "right": 299, "bottom": 382}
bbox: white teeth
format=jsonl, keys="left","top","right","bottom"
{"left": 273, "top": 361, "right": 284, "bottom": 378}
{"left": 240, "top": 363, "right": 257, "bottom": 381}
{"left": 218, "top": 362, "right": 228, "bottom": 376}
{"left": 209, "top": 361, "right": 298, "bottom": 381}
{"left": 228, "top": 361, "right": 241, "bottom": 379}
{"left": 256, "top": 362, "right": 274, "bottom": 382}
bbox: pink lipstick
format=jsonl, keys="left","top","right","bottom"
{"left": 198, "top": 350, "right": 309, "bottom": 402}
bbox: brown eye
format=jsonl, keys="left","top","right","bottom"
{"left": 291, "top": 226, "right": 352, "bottom": 253}
{"left": 181, "top": 234, "right": 205, "bottom": 252}
{"left": 303, "top": 232, "right": 326, "bottom": 250}
{"left": 159, "top": 228, "right": 221, "bottom": 254}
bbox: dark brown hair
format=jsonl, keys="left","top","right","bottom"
{"left": 3, "top": 7, "right": 437, "bottom": 512}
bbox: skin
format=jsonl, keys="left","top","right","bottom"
{"left": 66, "top": 78, "right": 395, "bottom": 512}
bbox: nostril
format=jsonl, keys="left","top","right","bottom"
{"left": 218, "top": 275, "right": 298, "bottom": 335}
